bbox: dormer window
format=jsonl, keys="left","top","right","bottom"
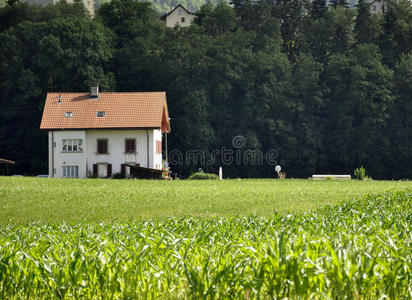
{"left": 65, "top": 112, "right": 73, "bottom": 118}
{"left": 97, "top": 111, "right": 106, "bottom": 117}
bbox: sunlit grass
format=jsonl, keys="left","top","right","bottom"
{"left": 0, "top": 177, "right": 411, "bottom": 224}
{"left": 0, "top": 191, "right": 410, "bottom": 298}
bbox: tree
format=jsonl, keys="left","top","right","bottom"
{"left": 301, "top": 7, "right": 354, "bottom": 64}
{"left": 323, "top": 44, "right": 394, "bottom": 177}
{"left": 195, "top": 1, "right": 237, "bottom": 37}
{"left": 331, "top": 0, "right": 348, "bottom": 8}
{"left": 288, "top": 54, "right": 324, "bottom": 176}
{"left": 354, "top": 0, "right": 380, "bottom": 44}
{"left": 311, "top": 0, "right": 328, "bottom": 20}
{"left": 390, "top": 54, "right": 412, "bottom": 178}
{"left": 269, "top": 0, "right": 305, "bottom": 61}
{"left": 97, "top": 0, "right": 161, "bottom": 47}
{"left": 0, "top": 15, "right": 114, "bottom": 174}
{"left": 379, "top": 0, "right": 412, "bottom": 66}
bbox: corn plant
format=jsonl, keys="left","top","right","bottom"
{"left": 0, "top": 190, "right": 411, "bottom": 298}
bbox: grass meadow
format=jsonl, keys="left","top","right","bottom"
{"left": 0, "top": 177, "right": 411, "bottom": 298}
{"left": 0, "top": 177, "right": 410, "bottom": 223}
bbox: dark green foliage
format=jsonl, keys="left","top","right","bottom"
{"left": 354, "top": 0, "right": 380, "bottom": 44}
{"left": 0, "top": 0, "right": 411, "bottom": 179}
{"left": 188, "top": 172, "right": 219, "bottom": 179}
{"left": 0, "top": 2, "right": 114, "bottom": 174}
{"left": 353, "top": 166, "right": 367, "bottom": 179}
{"left": 93, "top": 0, "right": 209, "bottom": 14}
{"left": 310, "top": 0, "right": 328, "bottom": 19}
{"left": 111, "top": 172, "right": 126, "bottom": 179}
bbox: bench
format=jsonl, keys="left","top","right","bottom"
{"left": 311, "top": 175, "right": 351, "bottom": 180}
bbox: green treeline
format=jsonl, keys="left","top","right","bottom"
{"left": 0, "top": 0, "right": 410, "bottom": 179}
{"left": 95, "top": 0, "right": 207, "bottom": 13}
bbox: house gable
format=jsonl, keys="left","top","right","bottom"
{"left": 162, "top": 4, "right": 196, "bottom": 27}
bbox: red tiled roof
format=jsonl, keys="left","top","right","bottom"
{"left": 40, "top": 92, "right": 171, "bottom": 132}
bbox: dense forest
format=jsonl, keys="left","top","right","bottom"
{"left": 96, "top": 0, "right": 207, "bottom": 13}
{"left": 0, "top": 0, "right": 411, "bottom": 179}
{"left": 0, "top": 0, "right": 207, "bottom": 13}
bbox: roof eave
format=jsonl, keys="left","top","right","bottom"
{"left": 41, "top": 127, "right": 162, "bottom": 131}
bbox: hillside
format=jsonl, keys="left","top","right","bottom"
{"left": 95, "top": 0, "right": 207, "bottom": 12}
{"left": 0, "top": 0, "right": 411, "bottom": 179}
{"left": 1, "top": 0, "right": 208, "bottom": 12}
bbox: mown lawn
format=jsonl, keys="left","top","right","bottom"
{"left": 0, "top": 177, "right": 410, "bottom": 224}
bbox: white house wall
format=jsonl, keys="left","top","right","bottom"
{"left": 86, "top": 129, "right": 155, "bottom": 176}
{"left": 50, "top": 130, "right": 87, "bottom": 178}
{"left": 166, "top": 8, "right": 196, "bottom": 27}
{"left": 153, "top": 129, "right": 163, "bottom": 170}
{"left": 49, "top": 129, "right": 161, "bottom": 178}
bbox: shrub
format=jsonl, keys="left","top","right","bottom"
{"left": 354, "top": 166, "right": 367, "bottom": 180}
{"left": 188, "top": 172, "right": 219, "bottom": 180}
{"left": 111, "top": 172, "right": 126, "bottom": 179}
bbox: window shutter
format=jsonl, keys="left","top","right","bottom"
{"left": 108, "top": 164, "right": 112, "bottom": 177}
{"left": 93, "top": 164, "right": 98, "bottom": 176}
{"left": 98, "top": 140, "right": 108, "bottom": 154}
{"left": 121, "top": 164, "right": 126, "bottom": 175}
{"left": 102, "top": 140, "right": 108, "bottom": 154}
{"left": 125, "top": 139, "right": 135, "bottom": 153}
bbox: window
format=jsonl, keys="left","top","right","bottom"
{"left": 62, "top": 139, "right": 83, "bottom": 152}
{"left": 62, "top": 166, "right": 78, "bottom": 178}
{"left": 178, "top": 9, "right": 182, "bottom": 15}
{"left": 97, "top": 139, "right": 108, "bottom": 154}
{"left": 373, "top": 5, "right": 377, "bottom": 11}
{"left": 97, "top": 111, "right": 106, "bottom": 117}
{"left": 65, "top": 112, "right": 73, "bottom": 118}
{"left": 125, "top": 139, "right": 136, "bottom": 153}
{"left": 181, "top": 17, "right": 185, "bottom": 23}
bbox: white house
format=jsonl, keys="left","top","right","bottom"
{"left": 40, "top": 86, "right": 171, "bottom": 178}
{"left": 369, "top": 0, "right": 386, "bottom": 14}
{"left": 161, "top": 4, "right": 196, "bottom": 28}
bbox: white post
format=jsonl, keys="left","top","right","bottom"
{"left": 219, "top": 167, "right": 223, "bottom": 180}
{"left": 275, "top": 165, "right": 281, "bottom": 179}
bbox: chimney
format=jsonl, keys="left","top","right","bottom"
{"left": 90, "top": 83, "right": 99, "bottom": 98}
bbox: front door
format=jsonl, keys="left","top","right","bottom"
{"left": 98, "top": 164, "right": 108, "bottom": 178}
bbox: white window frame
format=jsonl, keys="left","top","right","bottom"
{"left": 62, "top": 166, "right": 79, "bottom": 178}
{"left": 62, "top": 139, "right": 83, "bottom": 152}
{"left": 65, "top": 112, "right": 73, "bottom": 118}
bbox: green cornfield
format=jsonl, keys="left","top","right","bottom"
{"left": 1, "top": 190, "right": 411, "bottom": 298}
